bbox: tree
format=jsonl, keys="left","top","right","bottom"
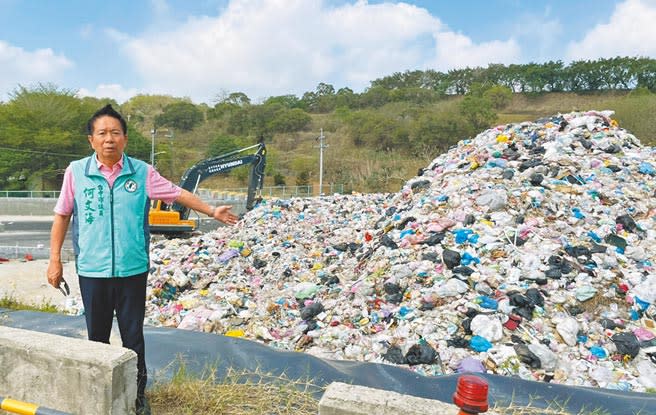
{"left": 296, "top": 170, "right": 310, "bottom": 186}
{"left": 263, "top": 95, "right": 301, "bottom": 109}
{"left": 410, "top": 108, "right": 470, "bottom": 156}
{"left": 155, "top": 102, "right": 204, "bottom": 132}
{"left": 483, "top": 85, "right": 513, "bottom": 109}
{"left": 334, "top": 87, "right": 356, "bottom": 108}
{"left": 273, "top": 172, "right": 286, "bottom": 186}
{"left": 267, "top": 108, "right": 311, "bottom": 133}
{"left": 121, "top": 94, "right": 185, "bottom": 129}
{"left": 358, "top": 86, "right": 390, "bottom": 108}
{"left": 459, "top": 95, "right": 497, "bottom": 133}
{"left": 217, "top": 92, "right": 251, "bottom": 107}
{"left": 207, "top": 135, "right": 241, "bottom": 158}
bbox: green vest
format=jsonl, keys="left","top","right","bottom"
{"left": 70, "top": 154, "right": 150, "bottom": 277}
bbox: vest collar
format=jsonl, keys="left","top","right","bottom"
{"left": 84, "top": 153, "right": 136, "bottom": 178}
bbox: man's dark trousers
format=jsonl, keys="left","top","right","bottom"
{"left": 79, "top": 272, "right": 148, "bottom": 406}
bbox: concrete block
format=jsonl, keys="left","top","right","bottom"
{"left": 0, "top": 326, "right": 137, "bottom": 414}
{"left": 318, "top": 382, "right": 461, "bottom": 415}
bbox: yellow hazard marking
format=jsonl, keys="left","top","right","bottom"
{"left": 1, "top": 398, "right": 38, "bottom": 415}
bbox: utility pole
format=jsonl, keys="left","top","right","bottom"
{"left": 150, "top": 127, "right": 156, "bottom": 166}
{"left": 316, "top": 128, "right": 328, "bottom": 196}
{"left": 166, "top": 129, "right": 174, "bottom": 178}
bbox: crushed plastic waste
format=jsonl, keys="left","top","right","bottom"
{"left": 62, "top": 110, "right": 656, "bottom": 392}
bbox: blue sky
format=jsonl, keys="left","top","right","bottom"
{"left": 1, "top": 0, "right": 654, "bottom": 104}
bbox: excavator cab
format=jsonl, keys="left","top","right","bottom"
{"left": 149, "top": 142, "right": 266, "bottom": 236}
{"left": 148, "top": 199, "right": 198, "bottom": 234}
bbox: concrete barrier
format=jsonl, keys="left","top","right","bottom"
{"left": 319, "top": 382, "right": 499, "bottom": 415}
{"left": 0, "top": 326, "right": 137, "bottom": 414}
{"left": 0, "top": 198, "right": 57, "bottom": 216}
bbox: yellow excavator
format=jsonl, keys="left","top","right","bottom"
{"left": 148, "top": 142, "right": 266, "bottom": 236}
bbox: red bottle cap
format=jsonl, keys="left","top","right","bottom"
{"left": 453, "top": 374, "right": 489, "bottom": 413}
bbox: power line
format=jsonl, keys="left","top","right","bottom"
{"left": 0, "top": 146, "right": 87, "bottom": 158}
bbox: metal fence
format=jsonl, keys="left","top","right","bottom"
{"left": 0, "top": 184, "right": 344, "bottom": 200}
{"left": 0, "top": 191, "right": 60, "bottom": 198}
{"left": 200, "top": 183, "right": 345, "bottom": 199}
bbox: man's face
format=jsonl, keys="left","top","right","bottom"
{"left": 88, "top": 116, "right": 127, "bottom": 166}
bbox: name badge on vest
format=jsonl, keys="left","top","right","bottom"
{"left": 124, "top": 179, "right": 138, "bottom": 193}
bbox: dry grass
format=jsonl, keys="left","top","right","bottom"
{"left": 147, "top": 362, "right": 322, "bottom": 415}
{"left": 491, "top": 391, "right": 652, "bottom": 415}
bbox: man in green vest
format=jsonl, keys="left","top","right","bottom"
{"left": 46, "top": 104, "right": 239, "bottom": 414}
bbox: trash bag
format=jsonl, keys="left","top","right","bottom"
{"left": 386, "top": 292, "right": 404, "bottom": 304}
{"left": 252, "top": 257, "right": 267, "bottom": 269}
{"left": 616, "top": 214, "right": 638, "bottom": 233}
{"left": 612, "top": 332, "right": 640, "bottom": 359}
{"left": 405, "top": 341, "right": 438, "bottom": 366}
{"left": 410, "top": 180, "right": 431, "bottom": 191}
{"left": 453, "top": 266, "right": 475, "bottom": 276}
{"left": 396, "top": 216, "right": 417, "bottom": 229}
{"left": 457, "top": 357, "right": 486, "bottom": 373}
{"left": 600, "top": 318, "right": 624, "bottom": 330}
{"left": 332, "top": 243, "right": 349, "bottom": 252}
{"left": 545, "top": 267, "right": 562, "bottom": 279}
{"left": 442, "top": 249, "right": 461, "bottom": 269}
{"left": 383, "top": 282, "right": 402, "bottom": 295}
{"left": 529, "top": 173, "right": 544, "bottom": 186}
{"left": 605, "top": 234, "right": 627, "bottom": 250}
{"left": 469, "top": 335, "right": 492, "bottom": 352}
{"left": 380, "top": 234, "right": 399, "bottom": 249}
{"left": 383, "top": 345, "right": 406, "bottom": 364}
{"left": 463, "top": 214, "right": 476, "bottom": 226}
{"left": 508, "top": 292, "right": 531, "bottom": 307}
{"left": 421, "top": 232, "right": 446, "bottom": 246}
{"left": 514, "top": 344, "right": 541, "bottom": 369}
{"left": 565, "top": 245, "right": 591, "bottom": 260}
{"left": 300, "top": 302, "right": 324, "bottom": 321}
{"left": 525, "top": 288, "right": 544, "bottom": 307}
{"left": 447, "top": 336, "right": 469, "bottom": 348}
{"left": 421, "top": 251, "right": 440, "bottom": 262}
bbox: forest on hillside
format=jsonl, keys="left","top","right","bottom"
{"left": 1, "top": 56, "right": 656, "bottom": 193}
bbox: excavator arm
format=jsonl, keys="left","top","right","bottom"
{"left": 149, "top": 142, "right": 266, "bottom": 235}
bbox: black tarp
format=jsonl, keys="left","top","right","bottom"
{"left": 2, "top": 309, "right": 655, "bottom": 414}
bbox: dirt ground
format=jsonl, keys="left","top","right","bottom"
{"left": 0, "top": 258, "right": 79, "bottom": 308}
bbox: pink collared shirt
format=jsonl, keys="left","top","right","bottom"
{"left": 54, "top": 155, "right": 182, "bottom": 216}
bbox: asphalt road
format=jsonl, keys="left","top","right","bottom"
{"left": 0, "top": 220, "right": 62, "bottom": 260}
{"left": 0, "top": 218, "right": 223, "bottom": 260}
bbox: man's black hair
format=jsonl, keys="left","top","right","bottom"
{"left": 87, "top": 104, "right": 128, "bottom": 135}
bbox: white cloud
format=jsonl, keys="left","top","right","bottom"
{"left": 77, "top": 84, "right": 140, "bottom": 104}
{"left": 432, "top": 32, "right": 521, "bottom": 69}
{"left": 510, "top": 11, "right": 563, "bottom": 62}
{"left": 0, "top": 40, "right": 72, "bottom": 98}
{"left": 114, "top": 0, "right": 520, "bottom": 103}
{"left": 566, "top": 0, "right": 656, "bottom": 61}
{"left": 150, "top": 0, "right": 171, "bottom": 16}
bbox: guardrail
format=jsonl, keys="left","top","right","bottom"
{"left": 0, "top": 396, "right": 71, "bottom": 415}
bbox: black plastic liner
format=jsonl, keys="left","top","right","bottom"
{"left": 2, "top": 309, "right": 655, "bottom": 414}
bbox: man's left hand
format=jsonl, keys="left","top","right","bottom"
{"left": 212, "top": 205, "right": 239, "bottom": 225}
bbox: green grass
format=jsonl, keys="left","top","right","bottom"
{"left": 0, "top": 294, "right": 59, "bottom": 313}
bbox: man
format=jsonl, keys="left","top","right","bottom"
{"left": 46, "top": 104, "right": 238, "bottom": 414}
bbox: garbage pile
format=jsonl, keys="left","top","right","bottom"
{"left": 143, "top": 110, "right": 656, "bottom": 392}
